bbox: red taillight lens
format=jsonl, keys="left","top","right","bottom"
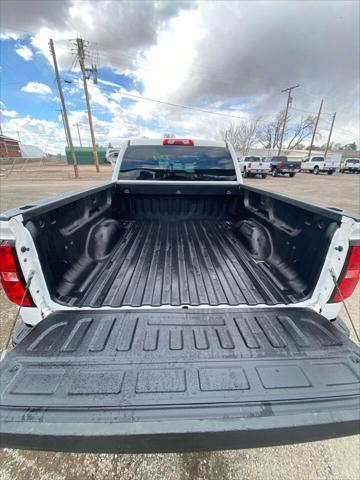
{"left": 330, "top": 245, "right": 360, "bottom": 302}
{"left": 163, "top": 139, "right": 194, "bottom": 146}
{"left": 0, "top": 243, "right": 34, "bottom": 306}
{"left": 248, "top": 162, "right": 252, "bottom": 168}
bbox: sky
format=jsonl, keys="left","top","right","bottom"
{"left": 0, "top": 0, "right": 359, "bottom": 154}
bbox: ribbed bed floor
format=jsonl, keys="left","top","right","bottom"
{"left": 78, "top": 220, "right": 294, "bottom": 307}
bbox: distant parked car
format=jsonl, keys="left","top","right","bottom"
{"left": 267, "top": 156, "right": 301, "bottom": 177}
{"left": 238, "top": 155, "right": 270, "bottom": 178}
{"left": 301, "top": 156, "right": 338, "bottom": 175}
{"left": 340, "top": 158, "right": 360, "bottom": 174}
{"left": 105, "top": 148, "right": 120, "bottom": 168}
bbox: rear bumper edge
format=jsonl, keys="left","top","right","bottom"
{"left": 1, "top": 404, "right": 359, "bottom": 453}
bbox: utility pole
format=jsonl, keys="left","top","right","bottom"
{"left": 60, "top": 110, "right": 69, "bottom": 147}
{"left": 49, "top": 38, "right": 79, "bottom": 178}
{"left": 307, "top": 99, "right": 323, "bottom": 159}
{"left": 76, "top": 123, "right": 83, "bottom": 147}
{"left": 278, "top": 84, "right": 300, "bottom": 156}
{"left": 76, "top": 37, "right": 100, "bottom": 172}
{"left": 17, "top": 131, "right": 21, "bottom": 143}
{"left": 324, "top": 112, "right": 336, "bottom": 159}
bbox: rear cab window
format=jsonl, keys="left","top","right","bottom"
{"left": 270, "top": 156, "right": 288, "bottom": 162}
{"left": 118, "top": 145, "right": 236, "bottom": 181}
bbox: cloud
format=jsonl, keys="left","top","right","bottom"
{"left": 172, "top": 2, "right": 359, "bottom": 135}
{"left": 0, "top": 0, "right": 72, "bottom": 34}
{"left": 1, "top": 0, "right": 195, "bottom": 70}
{"left": 21, "top": 82, "right": 52, "bottom": 95}
{"left": 2, "top": 107, "right": 142, "bottom": 154}
{"left": 128, "top": 1, "right": 358, "bottom": 145}
{"left": 1, "top": 0, "right": 358, "bottom": 147}
{"left": 1, "top": 109, "right": 18, "bottom": 118}
{"left": 15, "top": 45, "right": 33, "bottom": 60}
{"left": 2, "top": 115, "right": 65, "bottom": 154}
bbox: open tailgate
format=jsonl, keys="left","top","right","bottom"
{"left": 1, "top": 307, "right": 359, "bottom": 453}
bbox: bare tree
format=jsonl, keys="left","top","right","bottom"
{"left": 220, "top": 118, "right": 262, "bottom": 155}
{"left": 219, "top": 122, "right": 240, "bottom": 148}
{"left": 259, "top": 110, "right": 316, "bottom": 150}
{"left": 259, "top": 110, "right": 285, "bottom": 149}
{"left": 286, "top": 115, "right": 315, "bottom": 149}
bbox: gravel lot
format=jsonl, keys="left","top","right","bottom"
{"left": 1, "top": 165, "right": 359, "bottom": 480}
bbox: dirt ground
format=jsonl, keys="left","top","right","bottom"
{"left": 0, "top": 164, "right": 359, "bottom": 480}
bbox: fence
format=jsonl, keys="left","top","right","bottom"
{"left": 0, "top": 156, "right": 67, "bottom": 177}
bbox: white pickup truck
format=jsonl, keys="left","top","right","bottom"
{"left": 105, "top": 147, "right": 120, "bottom": 167}
{"left": 239, "top": 155, "right": 270, "bottom": 178}
{"left": 341, "top": 158, "right": 360, "bottom": 174}
{"left": 0, "top": 138, "right": 359, "bottom": 454}
{"left": 301, "top": 155, "right": 339, "bottom": 175}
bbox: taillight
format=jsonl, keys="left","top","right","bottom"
{"left": 248, "top": 162, "right": 252, "bottom": 168}
{"left": 0, "top": 243, "right": 34, "bottom": 306}
{"left": 163, "top": 139, "right": 194, "bottom": 146}
{"left": 330, "top": 245, "right": 360, "bottom": 302}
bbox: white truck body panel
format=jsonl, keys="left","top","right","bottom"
{"left": 301, "top": 155, "right": 340, "bottom": 173}
{"left": 341, "top": 158, "right": 360, "bottom": 173}
{"left": 238, "top": 156, "right": 270, "bottom": 177}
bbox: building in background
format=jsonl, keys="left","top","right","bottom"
{"left": 65, "top": 146, "right": 107, "bottom": 165}
{"left": 0, "top": 134, "right": 22, "bottom": 158}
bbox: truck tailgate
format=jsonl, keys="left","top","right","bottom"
{"left": 287, "top": 160, "right": 301, "bottom": 170}
{"left": 1, "top": 307, "right": 359, "bottom": 453}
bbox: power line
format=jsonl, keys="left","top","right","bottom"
{"left": 290, "top": 106, "right": 333, "bottom": 116}
{"left": 97, "top": 79, "right": 270, "bottom": 122}
{"left": 92, "top": 79, "right": 356, "bottom": 138}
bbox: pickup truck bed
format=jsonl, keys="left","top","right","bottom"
{"left": 23, "top": 183, "right": 338, "bottom": 309}
{"left": 79, "top": 219, "right": 293, "bottom": 308}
